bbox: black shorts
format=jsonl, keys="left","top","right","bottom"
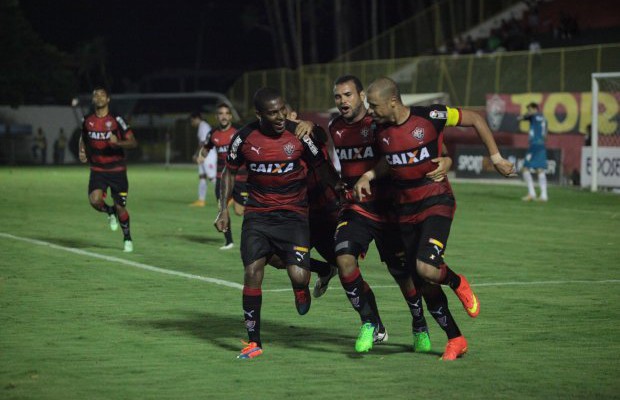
{"left": 334, "top": 209, "right": 404, "bottom": 263}
{"left": 88, "top": 170, "right": 129, "bottom": 207}
{"left": 241, "top": 211, "right": 310, "bottom": 269}
{"left": 400, "top": 215, "right": 453, "bottom": 268}
{"left": 215, "top": 179, "right": 248, "bottom": 206}
{"left": 309, "top": 209, "right": 338, "bottom": 265}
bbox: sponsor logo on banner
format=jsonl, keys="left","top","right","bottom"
{"left": 580, "top": 147, "right": 620, "bottom": 188}
{"left": 455, "top": 146, "right": 561, "bottom": 182}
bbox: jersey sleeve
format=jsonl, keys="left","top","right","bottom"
{"left": 301, "top": 134, "right": 326, "bottom": 167}
{"left": 204, "top": 133, "right": 215, "bottom": 151}
{"left": 115, "top": 115, "right": 133, "bottom": 139}
{"left": 225, "top": 132, "right": 245, "bottom": 172}
{"left": 198, "top": 121, "right": 212, "bottom": 143}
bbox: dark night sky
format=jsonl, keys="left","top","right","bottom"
{"left": 19, "top": 0, "right": 279, "bottom": 91}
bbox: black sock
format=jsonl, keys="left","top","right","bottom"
{"left": 242, "top": 287, "right": 262, "bottom": 346}
{"left": 364, "top": 281, "right": 383, "bottom": 329}
{"left": 439, "top": 263, "right": 461, "bottom": 290}
{"left": 340, "top": 269, "right": 377, "bottom": 324}
{"left": 404, "top": 288, "right": 428, "bottom": 333}
{"left": 422, "top": 283, "right": 461, "bottom": 339}
{"left": 224, "top": 229, "right": 233, "bottom": 245}
{"left": 118, "top": 212, "right": 131, "bottom": 241}
{"left": 310, "top": 258, "right": 331, "bottom": 277}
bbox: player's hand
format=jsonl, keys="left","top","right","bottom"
{"left": 294, "top": 120, "right": 314, "bottom": 139}
{"left": 426, "top": 157, "right": 452, "bottom": 182}
{"left": 214, "top": 209, "right": 230, "bottom": 232}
{"left": 353, "top": 175, "right": 372, "bottom": 201}
{"left": 78, "top": 149, "right": 87, "bottom": 163}
{"left": 196, "top": 149, "right": 206, "bottom": 164}
{"left": 493, "top": 157, "right": 518, "bottom": 177}
{"left": 108, "top": 133, "right": 119, "bottom": 146}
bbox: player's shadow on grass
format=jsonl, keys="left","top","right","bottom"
{"left": 175, "top": 234, "right": 223, "bottom": 245}
{"left": 130, "top": 310, "right": 414, "bottom": 357}
{"left": 34, "top": 236, "right": 115, "bottom": 250}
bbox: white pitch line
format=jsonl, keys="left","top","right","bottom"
{"left": 0, "top": 232, "right": 243, "bottom": 290}
{"left": 2, "top": 232, "right": 619, "bottom": 292}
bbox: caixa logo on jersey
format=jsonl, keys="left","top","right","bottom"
{"left": 336, "top": 146, "right": 375, "bottom": 161}
{"left": 385, "top": 147, "right": 431, "bottom": 166}
{"left": 249, "top": 162, "right": 296, "bottom": 174}
{"left": 217, "top": 145, "right": 229, "bottom": 153}
{"left": 88, "top": 131, "right": 112, "bottom": 140}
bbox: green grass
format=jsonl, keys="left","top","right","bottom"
{"left": 1, "top": 165, "right": 619, "bottom": 400}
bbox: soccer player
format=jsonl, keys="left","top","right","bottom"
{"left": 79, "top": 86, "right": 138, "bottom": 252}
{"left": 214, "top": 88, "right": 338, "bottom": 359}
{"left": 198, "top": 103, "right": 247, "bottom": 250}
{"left": 355, "top": 77, "right": 515, "bottom": 359}
{"left": 518, "top": 102, "right": 548, "bottom": 201}
{"left": 189, "top": 111, "right": 212, "bottom": 207}
{"left": 330, "top": 75, "right": 457, "bottom": 354}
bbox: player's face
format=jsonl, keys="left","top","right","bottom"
{"left": 92, "top": 89, "right": 110, "bottom": 110}
{"left": 366, "top": 90, "right": 392, "bottom": 124}
{"left": 334, "top": 81, "right": 365, "bottom": 122}
{"left": 216, "top": 106, "right": 232, "bottom": 129}
{"left": 258, "top": 97, "right": 287, "bottom": 135}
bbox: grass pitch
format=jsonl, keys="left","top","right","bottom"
{"left": 1, "top": 165, "right": 619, "bottom": 399}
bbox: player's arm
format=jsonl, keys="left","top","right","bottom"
{"left": 353, "top": 158, "right": 390, "bottom": 201}
{"left": 198, "top": 138, "right": 214, "bottom": 163}
{"left": 426, "top": 147, "right": 453, "bottom": 182}
{"left": 294, "top": 120, "right": 328, "bottom": 143}
{"left": 78, "top": 135, "right": 88, "bottom": 163}
{"left": 457, "top": 109, "right": 516, "bottom": 177}
{"left": 214, "top": 166, "right": 236, "bottom": 233}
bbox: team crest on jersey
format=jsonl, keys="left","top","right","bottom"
{"left": 429, "top": 110, "right": 447, "bottom": 119}
{"left": 412, "top": 127, "right": 425, "bottom": 141}
{"left": 360, "top": 126, "right": 370, "bottom": 140}
{"left": 105, "top": 120, "right": 113, "bottom": 129}
{"left": 283, "top": 142, "right": 296, "bottom": 157}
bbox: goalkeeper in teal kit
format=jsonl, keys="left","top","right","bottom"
{"left": 519, "top": 102, "right": 549, "bottom": 202}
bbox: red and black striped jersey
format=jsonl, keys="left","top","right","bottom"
{"left": 205, "top": 126, "right": 247, "bottom": 182}
{"left": 307, "top": 138, "right": 340, "bottom": 216}
{"left": 81, "top": 112, "right": 134, "bottom": 172}
{"left": 226, "top": 120, "right": 325, "bottom": 215}
{"left": 375, "top": 105, "right": 461, "bottom": 223}
{"left": 329, "top": 113, "right": 388, "bottom": 222}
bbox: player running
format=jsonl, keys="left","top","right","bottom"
{"left": 79, "top": 86, "right": 138, "bottom": 253}
{"left": 355, "top": 77, "right": 515, "bottom": 359}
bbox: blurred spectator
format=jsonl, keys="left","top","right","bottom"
{"left": 32, "top": 127, "right": 47, "bottom": 164}
{"left": 53, "top": 128, "right": 67, "bottom": 164}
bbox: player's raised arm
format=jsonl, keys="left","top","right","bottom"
{"left": 458, "top": 109, "right": 516, "bottom": 177}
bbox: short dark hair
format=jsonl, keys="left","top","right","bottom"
{"left": 253, "top": 87, "right": 282, "bottom": 112}
{"left": 190, "top": 111, "right": 202, "bottom": 119}
{"left": 215, "top": 103, "right": 231, "bottom": 112}
{"left": 92, "top": 85, "right": 110, "bottom": 96}
{"left": 527, "top": 102, "right": 539, "bottom": 110}
{"left": 334, "top": 75, "right": 364, "bottom": 93}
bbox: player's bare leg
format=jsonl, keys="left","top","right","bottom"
{"left": 88, "top": 189, "right": 117, "bottom": 231}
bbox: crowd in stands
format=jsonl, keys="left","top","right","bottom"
{"left": 438, "top": 0, "right": 581, "bottom": 56}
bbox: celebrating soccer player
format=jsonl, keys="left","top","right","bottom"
{"left": 354, "top": 77, "right": 515, "bottom": 359}
{"left": 214, "top": 88, "right": 339, "bottom": 359}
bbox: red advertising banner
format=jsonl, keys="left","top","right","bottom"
{"left": 485, "top": 92, "right": 620, "bottom": 135}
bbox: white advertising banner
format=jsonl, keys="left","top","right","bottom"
{"left": 581, "top": 147, "right": 620, "bottom": 188}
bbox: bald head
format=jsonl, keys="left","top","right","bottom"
{"left": 367, "top": 77, "right": 402, "bottom": 104}
{"left": 366, "top": 77, "right": 409, "bottom": 125}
